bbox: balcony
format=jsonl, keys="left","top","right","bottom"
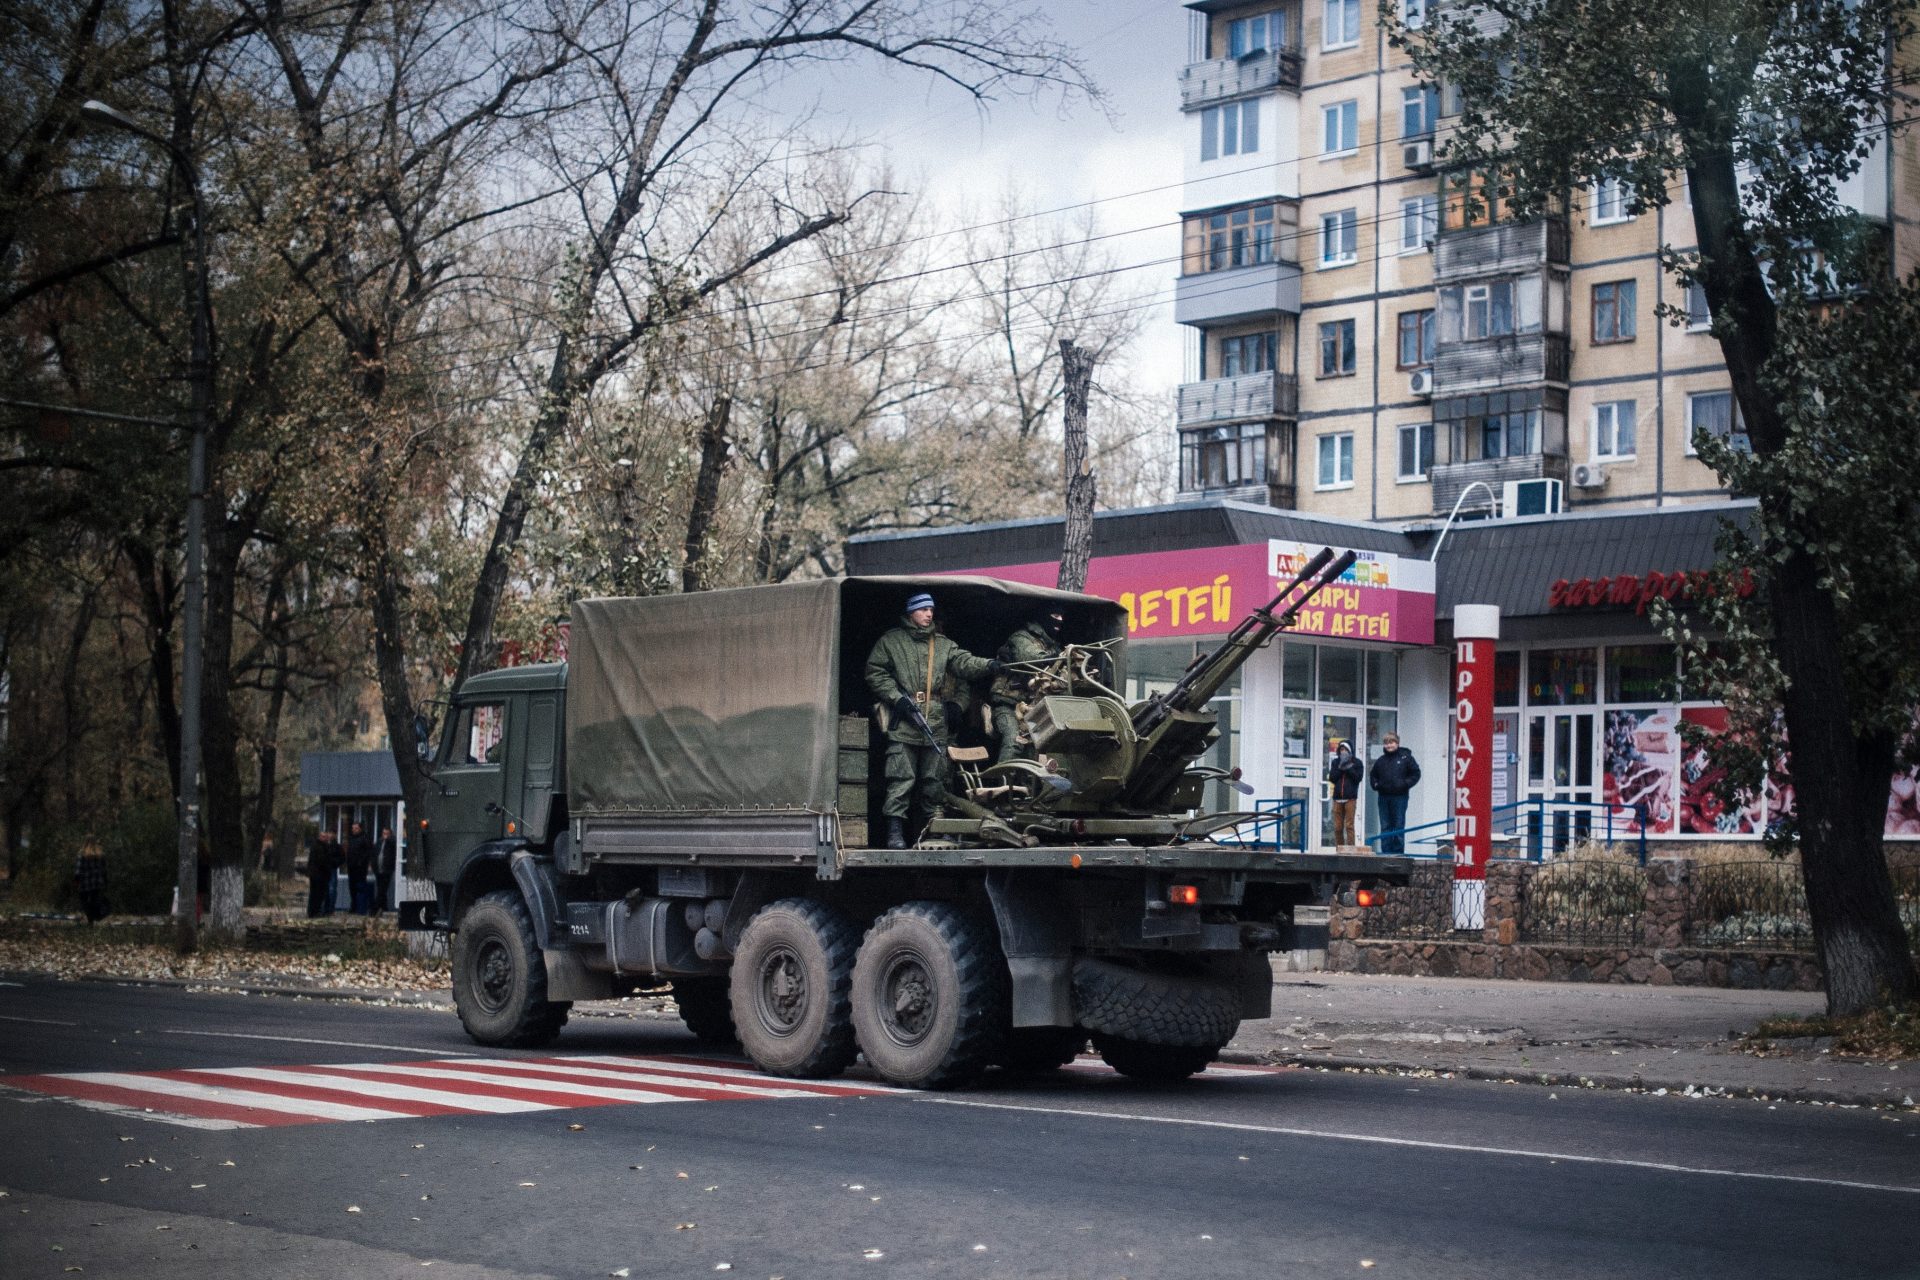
{"left": 1180, "top": 47, "right": 1303, "bottom": 109}
{"left": 1176, "top": 370, "right": 1299, "bottom": 429}
{"left": 1433, "top": 218, "right": 1569, "bottom": 284}
{"left": 1432, "top": 332, "right": 1569, "bottom": 395}
{"left": 1430, "top": 452, "right": 1569, "bottom": 515}
{"left": 1175, "top": 258, "right": 1302, "bottom": 326}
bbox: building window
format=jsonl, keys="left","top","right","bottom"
{"left": 1322, "top": 100, "right": 1359, "bottom": 155}
{"left": 1396, "top": 308, "right": 1434, "bottom": 368}
{"left": 1686, "top": 391, "right": 1749, "bottom": 455}
{"left": 1205, "top": 202, "right": 1275, "bottom": 271}
{"left": 1181, "top": 422, "right": 1289, "bottom": 491}
{"left": 1228, "top": 12, "right": 1284, "bottom": 57}
{"left": 1401, "top": 0, "right": 1429, "bottom": 29}
{"left": 1323, "top": 0, "right": 1360, "bottom": 47}
{"left": 1317, "top": 432, "right": 1355, "bottom": 488}
{"left": 1200, "top": 100, "right": 1260, "bottom": 161}
{"left": 1401, "top": 85, "right": 1437, "bottom": 138}
{"left": 1591, "top": 175, "right": 1633, "bottom": 225}
{"left": 1397, "top": 422, "right": 1433, "bottom": 480}
{"left": 1436, "top": 388, "right": 1565, "bottom": 463}
{"left": 1684, "top": 282, "right": 1711, "bottom": 331}
{"left": 1592, "top": 279, "right": 1637, "bottom": 343}
{"left": 1593, "top": 399, "right": 1637, "bottom": 459}
{"left": 1219, "top": 332, "right": 1278, "bottom": 377}
{"left": 1319, "top": 208, "right": 1357, "bottom": 266}
{"left": 1318, "top": 318, "right": 1356, "bottom": 377}
{"left": 1441, "top": 168, "right": 1514, "bottom": 230}
{"left": 1399, "top": 194, "right": 1438, "bottom": 252}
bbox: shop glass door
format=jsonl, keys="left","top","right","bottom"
{"left": 1317, "top": 710, "right": 1360, "bottom": 848}
{"left": 1527, "top": 711, "right": 1596, "bottom": 852}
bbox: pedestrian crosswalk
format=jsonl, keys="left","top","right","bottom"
{"left": 2, "top": 1052, "right": 1284, "bottom": 1130}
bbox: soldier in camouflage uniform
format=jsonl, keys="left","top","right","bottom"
{"left": 864, "top": 592, "right": 999, "bottom": 849}
{"left": 989, "top": 610, "right": 1064, "bottom": 764}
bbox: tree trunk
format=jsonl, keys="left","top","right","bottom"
{"left": 1056, "top": 340, "right": 1097, "bottom": 593}
{"left": 369, "top": 532, "right": 428, "bottom": 828}
{"left": 681, "top": 396, "right": 732, "bottom": 594}
{"left": 199, "top": 513, "right": 248, "bottom": 941}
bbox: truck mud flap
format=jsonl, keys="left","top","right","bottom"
{"left": 510, "top": 849, "right": 568, "bottom": 950}
{"left": 986, "top": 869, "right": 1074, "bottom": 1028}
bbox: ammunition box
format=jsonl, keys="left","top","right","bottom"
{"left": 837, "top": 745, "right": 870, "bottom": 784}
{"left": 838, "top": 714, "right": 870, "bottom": 748}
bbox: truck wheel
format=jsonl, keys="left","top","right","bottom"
{"left": 452, "top": 889, "right": 571, "bottom": 1048}
{"left": 851, "top": 902, "right": 1006, "bottom": 1089}
{"left": 997, "top": 1026, "right": 1088, "bottom": 1075}
{"left": 1091, "top": 1034, "right": 1219, "bottom": 1083}
{"left": 1071, "top": 957, "right": 1241, "bottom": 1048}
{"left": 730, "top": 899, "right": 858, "bottom": 1078}
{"left": 671, "top": 977, "right": 738, "bottom": 1046}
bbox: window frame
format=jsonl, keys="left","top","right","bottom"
{"left": 1592, "top": 398, "right": 1638, "bottom": 461}
{"left": 1323, "top": 0, "right": 1360, "bottom": 49}
{"left": 1683, "top": 282, "right": 1712, "bottom": 332}
{"left": 1319, "top": 208, "right": 1358, "bottom": 267}
{"left": 1398, "top": 193, "right": 1438, "bottom": 253}
{"left": 1685, "top": 390, "right": 1747, "bottom": 457}
{"left": 1397, "top": 421, "right": 1434, "bottom": 481}
{"left": 1396, "top": 308, "right": 1435, "bottom": 368}
{"left": 1316, "top": 431, "right": 1356, "bottom": 489}
{"left": 1401, "top": 85, "right": 1437, "bottom": 139}
{"left": 1591, "top": 278, "right": 1638, "bottom": 344}
{"left": 1200, "top": 100, "right": 1260, "bottom": 162}
{"left": 1322, "top": 99, "right": 1359, "bottom": 156}
{"left": 1318, "top": 318, "right": 1357, "bottom": 378}
{"left": 1401, "top": 0, "right": 1428, "bottom": 30}
{"left": 1227, "top": 12, "right": 1279, "bottom": 58}
{"left": 1218, "top": 331, "right": 1278, "bottom": 378}
{"left": 1590, "top": 175, "right": 1634, "bottom": 225}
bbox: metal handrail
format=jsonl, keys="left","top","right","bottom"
{"left": 1369, "top": 797, "right": 1649, "bottom": 865}
{"left": 1224, "top": 796, "right": 1310, "bottom": 854}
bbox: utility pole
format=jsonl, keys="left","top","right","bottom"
{"left": 1056, "top": 341, "right": 1097, "bottom": 593}
{"left": 81, "top": 99, "right": 209, "bottom": 953}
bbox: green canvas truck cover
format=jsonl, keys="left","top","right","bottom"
{"left": 566, "top": 576, "right": 1127, "bottom": 817}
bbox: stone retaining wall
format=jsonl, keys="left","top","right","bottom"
{"left": 1327, "top": 857, "right": 1827, "bottom": 991}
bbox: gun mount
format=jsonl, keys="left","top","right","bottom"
{"left": 928, "top": 547, "right": 1360, "bottom": 848}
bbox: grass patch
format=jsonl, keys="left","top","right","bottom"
{"left": 1748, "top": 1003, "right": 1920, "bottom": 1060}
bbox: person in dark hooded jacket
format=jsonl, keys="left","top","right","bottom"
{"left": 1369, "top": 732, "right": 1421, "bottom": 854}
{"left": 1326, "top": 740, "right": 1364, "bottom": 846}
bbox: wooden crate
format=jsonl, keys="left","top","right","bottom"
{"left": 838, "top": 713, "right": 871, "bottom": 748}
{"left": 838, "top": 817, "right": 869, "bottom": 847}
{"left": 836, "top": 745, "right": 870, "bottom": 784}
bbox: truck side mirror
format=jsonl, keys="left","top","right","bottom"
{"left": 413, "top": 712, "right": 435, "bottom": 761}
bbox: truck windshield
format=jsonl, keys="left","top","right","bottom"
{"left": 448, "top": 701, "right": 507, "bottom": 766}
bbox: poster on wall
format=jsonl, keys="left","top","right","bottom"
{"left": 1677, "top": 707, "right": 1766, "bottom": 835}
{"left": 1602, "top": 709, "right": 1677, "bottom": 834}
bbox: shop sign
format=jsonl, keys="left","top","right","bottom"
{"left": 950, "top": 541, "right": 1436, "bottom": 642}
{"left": 1548, "top": 568, "right": 1755, "bottom": 616}
{"left": 1452, "top": 636, "right": 1494, "bottom": 881}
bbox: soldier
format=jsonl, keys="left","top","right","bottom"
{"left": 865, "top": 591, "right": 1001, "bottom": 849}
{"left": 989, "top": 610, "right": 1065, "bottom": 764}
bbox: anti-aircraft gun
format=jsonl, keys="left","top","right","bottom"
{"left": 929, "top": 547, "right": 1359, "bottom": 849}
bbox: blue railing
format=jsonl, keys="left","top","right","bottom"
{"left": 1369, "top": 798, "right": 1649, "bottom": 865}
{"left": 1227, "top": 796, "right": 1310, "bottom": 854}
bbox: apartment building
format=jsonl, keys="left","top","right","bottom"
{"left": 1170, "top": 0, "right": 1895, "bottom": 522}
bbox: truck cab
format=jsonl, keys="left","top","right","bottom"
{"left": 421, "top": 663, "right": 566, "bottom": 890}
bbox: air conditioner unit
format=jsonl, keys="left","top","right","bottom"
{"left": 1408, "top": 367, "right": 1434, "bottom": 397}
{"left": 1502, "top": 477, "right": 1564, "bottom": 517}
{"left": 1403, "top": 138, "right": 1434, "bottom": 170}
{"left": 1571, "top": 461, "right": 1609, "bottom": 489}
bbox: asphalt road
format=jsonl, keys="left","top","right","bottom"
{"left": 1, "top": 976, "right": 1915, "bottom": 1280}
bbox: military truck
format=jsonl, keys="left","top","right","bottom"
{"left": 403, "top": 560, "right": 1409, "bottom": 1088}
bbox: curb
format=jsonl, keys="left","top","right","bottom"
{"left": 1216, "top": 1045, "right": 1915, "bottom": 1110}
{"left": 69, "top": 972, "right": 453, "bottom": 1007}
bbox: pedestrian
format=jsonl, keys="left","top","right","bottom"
{"left": 1370, "top": 731, "right": 1422, "bottom": 855}
{"left": 345, "top": 820, "right": 376, "bottom": 915}
{"left": 864, "top": 591, "right": 1001, "bottom": 850}
{"left": 1326, "top": 739, "right": 1364, "bottom": 847}
{"left": 989, "top": 610, "right": 1064, "bottom": 764}
{"left": 73, "top": 837, "right": 110, "bottom": 924}
{"left": 305, "top": 828, "right": 340, "bottom": 918}
{"left": 373, "top": 826, "right": 397, "bottom": 916}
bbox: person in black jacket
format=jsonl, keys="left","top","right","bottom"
{"left": 344, "top": 821, "right": 376, "bottom": 915}
{"left": 1370, "top": 732, "right": 1422, "bottom": 854}
{"left": 373, "top": 826, "right": 397, "bottom": 915}
{"left": 1326, "top": 740, "right": 1364, "bottom": 847}
{"left": 305, "top": 828, "right": 340, "bottom": 917}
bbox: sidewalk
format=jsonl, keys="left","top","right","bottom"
{"left": 1225, "top": 970, "right": 1916, "bottom": 1109}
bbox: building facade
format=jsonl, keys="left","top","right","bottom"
{"left": 1170, "top": 0, "right": 1897, "bottom": 522}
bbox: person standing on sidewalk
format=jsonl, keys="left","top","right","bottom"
{"left": 1326, "top": 740, "right": 1364, "bottom": 847}
{"left": 73, "top": 837, "right": 110, "bottom": 924}
{"left": 344, "top": 821, "right": 376, "bottom": 915}
{"left": 373, "top": 826, "right": 397, "bottom": 915}
{"left": 1370, "top": 732, "right": 1421, "bottom": 854}
{"left": 305, "top": 828, "right": 340, "bottom": 917}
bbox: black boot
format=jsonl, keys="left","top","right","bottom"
{"left": 885, "top": 817, "right": 907, "bottom": 850}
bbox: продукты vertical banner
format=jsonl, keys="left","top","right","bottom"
{"left": 1451, "top": 605, "right": 1500, "bottom": 929}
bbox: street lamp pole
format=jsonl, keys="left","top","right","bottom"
{"left": 81, "top": 99, "right": 209, "bottom": 953}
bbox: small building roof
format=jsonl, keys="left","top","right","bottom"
{"left": 299, "top": 750, "right": 402, "bottom": 800}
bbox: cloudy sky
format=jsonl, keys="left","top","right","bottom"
{"left": 791, "top": 0, "right": 1192, "bottom": 395}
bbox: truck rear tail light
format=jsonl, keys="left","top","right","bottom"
{"left": 1355, "top": 887, "right": 1384, "bottom": 908}
{"left": 1169, "top": 884, "right": 1200, "bottom": 906}
{"left": 506, "top": 820, "right": 517, "bottom": 835}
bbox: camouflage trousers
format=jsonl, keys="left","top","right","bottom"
{"left": 882, "top": 740, "right": 949, "bottom": 820}
{"left": 991, "top": 704, "right": 1034, "bottom": 765}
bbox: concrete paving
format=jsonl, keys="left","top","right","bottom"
{"left": 1228, "top": 970, "right": 1916, "bottom": 1109}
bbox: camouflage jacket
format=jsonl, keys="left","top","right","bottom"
{"left": 989, "top": 620, "right": 1062, "bottom": 706}
{"left": 865, "top": 619, "right": 994, "bottom": 744}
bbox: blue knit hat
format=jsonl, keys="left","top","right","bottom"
{"left": 905, "top": 592, "right": 935, "bottom": 613}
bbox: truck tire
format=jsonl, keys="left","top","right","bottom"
{"left": 1090, "top": 1034, "right": 1219, "bottom": 1082}
{"left": 452, "top": 889, "right": 572, "bottom": 1048}
{"left": 1070, "top": 956, "right": 1241, "bottom": 1048}
{"left": 671, "top": 977, "right": 738, "bottom": 1046}
{"left": 731, "top": 898, "right": 859, "bottom": 1078}
{"left": 851, "top": 902, "right": 1006, "bottom": 1089}
{"left": 997, "top": 1026, "right": 1088, "bottom": 1075}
